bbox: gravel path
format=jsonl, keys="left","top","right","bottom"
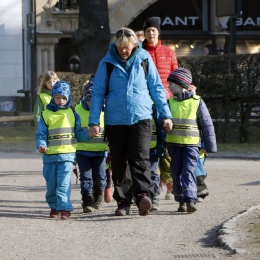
{"left": 0, "top": 152, "right": 260, "bottom": 260}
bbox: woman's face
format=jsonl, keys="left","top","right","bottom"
{"left": 117, "top": 42, "right": 135, "bottom": 60}
{"left": 144, "top": 27, "right": 159, "bottom": 46}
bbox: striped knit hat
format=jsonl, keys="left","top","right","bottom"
{"left": 167, "top": 68, "right": 192, "bottom": 89}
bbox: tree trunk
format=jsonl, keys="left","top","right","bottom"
{"left": 72, "top": 0, "right": 111, "bottom": 74}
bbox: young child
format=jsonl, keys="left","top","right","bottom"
{"left": 34, "top": 71, "right": 59, "bottom": 125}
{"left": 35, "top": 80, "right": 93, "bottom": 220}
{"left": 75, "top": 75, "right": 111, "bottom": 213}
{"left": 166, "top": 68, "right": 217, "bottom": 213}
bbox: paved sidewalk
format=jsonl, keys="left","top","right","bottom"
{"left": 0, "top": 151, "right": 260, "bottom": 260}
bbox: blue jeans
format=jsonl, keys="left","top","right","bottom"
{"left": 76, "top": 154, "right": 107, "bottom": 198}
{"left": 43, "top": 161, "right": 73, "bottom": 211}
{"left": 168, "top": 146, "right": 199, "bottom": 203}
{"left": 150, "top": 154, "right": 161, "bottom": 194}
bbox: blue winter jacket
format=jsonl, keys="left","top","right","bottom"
{"left": 167, "top": 91, "right": 217, "bottom": 153}
{"left": 89, "top": 41, "right": 173, "bottom": 126}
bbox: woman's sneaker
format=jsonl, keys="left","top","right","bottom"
{"left": 115, "top": 201, "right": 130, "bottom": 216}
{"left": 138, "top": 194, "right": 152, "bottom": 216}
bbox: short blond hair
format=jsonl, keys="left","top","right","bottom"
{"left": 114, "top": 27, "right": 138, "bottom": 49}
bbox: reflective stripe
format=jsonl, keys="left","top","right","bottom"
{"left": 173, "top": 118, "right": 197, "bottom": 125}
{"left": 172, "top": 125, "right": 198, "bottom": 130}
{"left": 48, "top": 138, "right": 77, "bottom": 146}
{"left": 168, "top": 129, "right": 200, "bottom": 137}
{"left": 49, "top": 127, "right": 74, "bottom": 135}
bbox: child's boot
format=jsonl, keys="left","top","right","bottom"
{"left": 187, "top": 201, "right": 197, "bottom": 213}
{"left": 177, "top": 202, "right": 187, "bottom": 212}
{"left": 82, "top": 195, "right": 93, "bottom": 213}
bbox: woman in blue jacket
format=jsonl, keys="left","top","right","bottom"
{"left": 89, "top": 27, "right": 173, "bottom": 217}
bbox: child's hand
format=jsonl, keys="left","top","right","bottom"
{"left": 89, "top": 126, "right": 100, "bottom": 137}
{"left": 163, "top": 119, "right": 173, "bottom": 131}
{"left": 37, "top": 146, "right": 49, "bottom": 153}
{"left": 200, "top": 148, "right": 208, "bottom": 156}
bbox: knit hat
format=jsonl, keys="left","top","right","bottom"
{"left": 52, "top": 80, "right": 71, "bottom": 101}
{"left": 83, "top": 74, "right": 95, "bottom": 102}
{"left": 143, "top": 18, "right": 161, "bottom": 33}
{"left": 167, "top": 68, "right": 192, "bottom": 89}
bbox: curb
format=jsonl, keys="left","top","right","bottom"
{"left": 217, "top": 204, "right": 260, "bottom": 254}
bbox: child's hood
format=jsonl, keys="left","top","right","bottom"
{"left": 46, "top": 80, "right": 72, "bottom": 112}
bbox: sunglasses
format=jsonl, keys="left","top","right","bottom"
{"left": 115, "top": 29, "right": 133, "bottom": 38}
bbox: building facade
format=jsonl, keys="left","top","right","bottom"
{"left": 0, "top": 0, "right": 260, "bottom": 111}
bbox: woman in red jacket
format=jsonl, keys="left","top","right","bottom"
{"left": 142, "top": 17, "right": 178, "bottom": 98}
{"left": 142, "top": 17, "right": 178, "bottom": 207}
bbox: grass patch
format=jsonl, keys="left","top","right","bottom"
{"left": 0, "top": 126, "right": 35, "bottom": 143}
{"left": 249, "top": 221, "right": 260, "bottom": 243}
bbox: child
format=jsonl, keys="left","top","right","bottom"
{"left": 34, "top": 71, "right": 59, "bottom": 125}
{"left": 166, "top": 68, "right": 217, "bottom": 213}
{"left": 35, "top": 80, "right": 93, "bottom": 220}
{"left": 75, "top": 75, "right": 111, "bottom": 213}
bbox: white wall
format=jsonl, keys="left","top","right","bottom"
{"left": 0, "top": 0, "right": 23, "bottom": 97}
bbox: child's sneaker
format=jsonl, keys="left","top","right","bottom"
{"left": 165, "top": 191, "right": 174, "bottom": 200}
{"left": 104, "top": 187, "right": 113, "bottom": 203}
{"left": 151, "top": 193, "right": 160, "bottom": 211}
{"left": 115, "top": 201, "right": 130, "bottom": 216}
{"left": 93, "top": 193, "right": 103, "bottom": 209}
{"left": 177, "top": 202, "right": 187, "bottom": 212}
{"left": 187, "top": 202, "right": 197, "bottom": 213}
{"left": 49, "top": 209, "right": 59, "bottom": 219}
{"left": 60, "top": 211, "right": 71, "bottom": 220}
{"left": 138, "top": 194, "right": 152, "bottom": 216}
{"left": 82, "top": 195, "right": 93, "bottom": 213}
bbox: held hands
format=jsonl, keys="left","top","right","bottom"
{"left": 89, "top": 126, "right": 100, "bottom": 137}
{"left": 37, "top": 146, "right": 49, "bottom": 153}
{"left": 163, "top": 119, "right": 173, "bottom": 131}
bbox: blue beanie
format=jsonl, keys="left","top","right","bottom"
{"left": 52, "top": 80, "right": 71, "bottom": 101}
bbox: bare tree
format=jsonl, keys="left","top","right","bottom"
{"left": 72, "top": 0, "right": 111, "bottom": 74}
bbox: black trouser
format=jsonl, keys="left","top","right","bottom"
{"left": 105, "top": 120, "right": 154, "bottom": 205}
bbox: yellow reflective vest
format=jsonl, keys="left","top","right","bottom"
{"left": 42, "top": 108, "right": 76, "bottom": 155}
{"left": 150, "top": 118, "right": 157, "bottom": 149}
{"left": 40, "top": 92, "right": 51, "bottom": 109}
{"left": 166, "top": 95, "right": 200, "bottom": 145}
{"left": 75, "top": 104, "right": 107, "bottom": 152}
